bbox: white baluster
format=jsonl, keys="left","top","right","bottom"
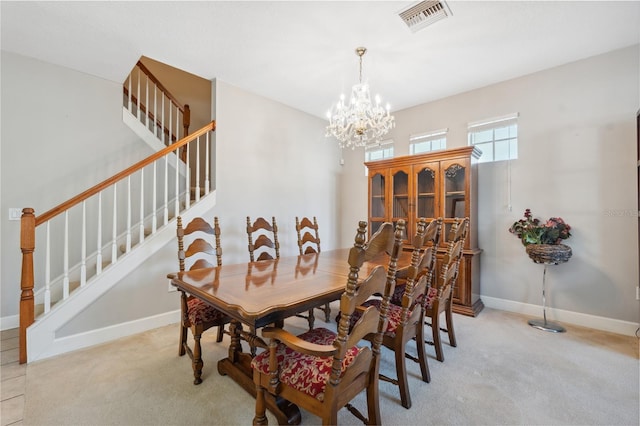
{"left": 145, "top": 74, "right": 149, "bottom": 131}
{"left": 175, "top": 147, "right": 180, "bottom": 217}
{"left": 112, "top": 185, "right": 118, "bottom": 264}
{"left": 153, "top": 85, "right": 158, "bottom": 138}
{"left": 139, "top": 168, "right": 145, "bottom": 244}
{"left": 44, "top": 221, "right": 51, "bottom": 313}
{"left": 162, "top": 95, "right": 166, "bottom": 145}
{"left": 127, "top": 73, "right": 132, "bottom": 113}
{"left": 80, "top": 200, "right": 87, "bottom": 287}
{"left": 96, "top": 192, "right": 103, "bottom": 275}
{"left": 136, "top": 67, "right": 141, "bottom": 121}
{"left": 63, "top": 211, "right": 69, "bottom": 300}
{"left": 176, "top": 105, "right": 182, "bottom": 142}
{"left": 205, "top": 132, "right": 210, "bottom": 194}
{"left": 195, "top": 136, "right": 201, "bottom": 202}
{"left": 164, "top": 155, "right": 169, "bottom": 225}
{"left": 169, "top": 100, "right": 173, "bottom": 146}
{"left": 185, "top": 142, "right": 191, "bottom": 209}
{"left": 126, "top": 176, "right": 131, "bottom": 253}
{"left": 152, "top": 162, "right": 157, "bottom": 232}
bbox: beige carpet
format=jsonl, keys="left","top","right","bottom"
{"left": 23, "top": 308, "right": 639, "bottom": 425}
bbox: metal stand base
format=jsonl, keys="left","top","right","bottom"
{"left": 528, "top": 318, "right": 565, "bottom": 333}
{"left": 529, "top": 263, "right": 566, "bottom": 333}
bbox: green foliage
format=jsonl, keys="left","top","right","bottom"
{"left": 509, "top": 209, "right": 571, "bottom": 246}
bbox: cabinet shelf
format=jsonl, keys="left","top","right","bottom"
{"left": 445, "top": 191, "right": 465, "bottom": 196}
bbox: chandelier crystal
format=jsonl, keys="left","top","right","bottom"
{"left": 326, "top": 47, "right": 395, "bottom": 149}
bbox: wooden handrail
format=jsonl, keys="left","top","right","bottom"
{"left": 20, "top": 120, "right": 215, "bottom": 363}
{"left": 123, "top": 86, "right": 179, "bottom": 143}
{"left": 129, "top": 61, "right": 190, "bottom": 138}
{"left": 36, "top": 120, "right": 215, "bottom": 226}
{"left": 136, "top": 60, "right": 184, "bottom": 111}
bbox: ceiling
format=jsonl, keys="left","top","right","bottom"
{"left": 2, "top": 1, "right": 639, "bottom": 119}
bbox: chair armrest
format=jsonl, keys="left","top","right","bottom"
{"left": 262, "top": 327, "right": 337, "bottom": 358}
{"left": 167, "top": 273, "right": 177, "bottom": 279}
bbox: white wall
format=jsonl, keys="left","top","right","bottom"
{"left": 211, "top": 79, "right": 343, "bottom": 264}
{"left": 59, "top": 79, "right": 343, "bottom": 335}
{"left": 0, "top": 51, "right": 151, "bottom": 325}
{"left": 340, "top": 45, "right": 639, "bottom": 329}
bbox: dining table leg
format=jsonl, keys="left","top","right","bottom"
{"left": 218, "top": 320, "right": 301, "bottom": 425}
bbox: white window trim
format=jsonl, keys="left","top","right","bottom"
{"left": 409, "top": 128, "right": 448, "bottom": 142}
{"left": 468, "top": 113, "right": 519, "bottom": 132}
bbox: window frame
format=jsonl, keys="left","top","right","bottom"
{"left": 409, "top": 128, "right": 448, "bottom": 155}
{"left": 467, "top": 113, "right": 519, "bottom": 163}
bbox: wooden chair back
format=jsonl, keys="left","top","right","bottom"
{"left": 177, "top": 216, "right": 222, "bottom": 271}
{"left": 246, "top": 216, "right": 280, "bottom": 262}
{"left": 253, "top": 220, "right": 405, "bottom": 425}
{"left": 295, "top": 216, "right": 321, "bottom": 255}
{"left": 445, "top": 217, "right": 469, "bottom": 291}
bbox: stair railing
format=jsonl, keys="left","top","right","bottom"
{"left": 123, "top": 60, "right": 190, "bottom": 149}
{"left": 18, "top": 120, "right": 215, "bottom": 363}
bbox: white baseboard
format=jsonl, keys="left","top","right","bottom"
{"left": 482, "top": 296, "right": 639, "bottom": 336}
{"left": 1, "top": 315, "right": 19, "bottom": 331}
{"left": 29, "top": 310, "right": 180, "bottom": 362}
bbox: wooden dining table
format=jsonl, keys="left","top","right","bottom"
{"left": 170, "top": 248, "right": 410, "bottom": 424}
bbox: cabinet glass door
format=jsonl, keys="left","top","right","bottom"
{"left": 443, "top": 162, "right": 466, "bottom": 219}
{"left": 416, "top": 164, "right": 438, "bottom": 220}
{"left": 391, "top": 168, "right": 409, "bottom": 241}
{"left": 369, "top": 171, "right": 386, "bottom": 236}
{"left": 442, "top": 160, "right": 467, "bottom": 246}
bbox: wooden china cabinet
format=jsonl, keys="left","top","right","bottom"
{"left": 365, "top": 146, "right": 484, "bottom": 316}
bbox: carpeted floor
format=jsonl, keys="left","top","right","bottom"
{"left": 23, "top": 308, "right": 639, "bottom": 425}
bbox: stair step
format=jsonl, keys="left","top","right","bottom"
{"left": 35, "top": 279, "right": 82, "bottom": 316}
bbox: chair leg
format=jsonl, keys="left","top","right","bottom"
{"left": 366, "top": 369, "right": 382, "bottom": 425}
{"left": 394, "top": 341, "right": 411, "bottom": 409}
{"left": 415, "top": 319, "right": 431, "bottom": 383}
{"left": 178, "top": 322, "right": 188, "bottom": 356}
{"left": 446, "top": 301, "right": 457, "bottom": 348}
{"left": 192, "top": 327, "right": 204, "bottom": 385}
{"left": 431, "top": 311, "right": 445, "bottom": 362}
{"left": 253, "top": 382, "right": 269, "bottom": 425}
{"left": 216, "top": 324, "right": 225, "bottom": 342}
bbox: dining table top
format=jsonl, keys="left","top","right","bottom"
{"left": 170, "top": 248, "right": 409, "bottom": 328}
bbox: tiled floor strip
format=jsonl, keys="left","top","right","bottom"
{"left": 1, "top": 328, "right": 24, "bottom": 426}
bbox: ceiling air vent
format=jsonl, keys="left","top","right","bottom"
{"left": 398, "top": 0, "right": 452, "bottom": 33}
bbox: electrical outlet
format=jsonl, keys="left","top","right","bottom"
{"left": 8, "top": 208, "right": 21, "bottom": 221}
{"left": 636, "top": 286, "right": 640, "bottom": 301}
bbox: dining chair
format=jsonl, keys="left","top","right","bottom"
{"left": 344, "top": 218, "right": 439, "bottom": 409}
{"left": 424, "top": 217, "right": 469, "bottom": 362}
{"left": 246, "top": 216, "right": 280, "bottom": 262}
{"left": 251, "top": 220, "right": 405, "bottom": 426}
{"left": 294, "top": 216, "right": 329, "bottom": 329}
{"left": 173, "top": 216, "right": 230, "bottom": 385}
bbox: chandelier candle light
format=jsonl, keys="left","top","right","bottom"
{"left": 326, "top": 47, "right": 395, "bottom": 149}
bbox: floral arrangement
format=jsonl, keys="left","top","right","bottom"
{"left": 509, "top": 209, "right": 572, "bottom": 246}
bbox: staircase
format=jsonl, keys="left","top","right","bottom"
{"left": 19, "top": 61, "right": 215, "bottom": 363}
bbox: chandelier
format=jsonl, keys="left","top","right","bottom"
{"left": 326, "top": 47, "right": 395, "bottom": 149}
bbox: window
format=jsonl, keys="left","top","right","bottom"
{"left": 409, "top": 128, "right": 447, "bottom": 154}
{"left": 468, "top": 113, "right": 518, "bottom": 163}
{"left": 365, "top": 139, "right": 394, "bottom": 162}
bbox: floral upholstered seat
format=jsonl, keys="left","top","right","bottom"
{"left": 251, "top": 327, "right": 362, "bottom": 401}
{"left": 186, "top": 298, "right": 229, "bottom": 325}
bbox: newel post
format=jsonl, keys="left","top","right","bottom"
{"left": 183, "top": 104, "right": 190, "bottom": 137}
{"left": 181, "top": 104, "right": 191, "bottom": 162}
{"left": 19, "top": 208, "right": 35, "bottom": 364}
